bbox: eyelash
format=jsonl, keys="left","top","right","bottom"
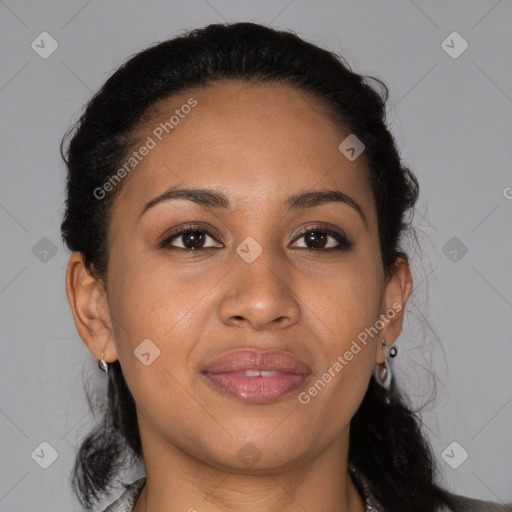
{"left": 159, "top": 224, "right": 353, "bottom": 254}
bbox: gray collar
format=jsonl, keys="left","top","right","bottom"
{"left": 348, "top": 464, "right": 384, "bottom": 512}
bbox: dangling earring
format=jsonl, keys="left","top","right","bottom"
{"left": 373, "top": 339, "right": 397, "bottom": 402}
{"left": 98, "top": 351, "right": 109, "bottom": 375}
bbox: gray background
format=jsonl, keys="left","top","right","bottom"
{"left": 1, "top": 0, "right": 511, "bottom": 510}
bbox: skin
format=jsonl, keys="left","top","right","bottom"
{"left": 66, "top": 81, "right": 412, "bottom": 512}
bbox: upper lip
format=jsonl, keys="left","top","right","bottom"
{"left": 203, "top": 349, "right": 311, "bottom": 375}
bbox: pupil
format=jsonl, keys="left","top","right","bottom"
{"left": 306, "top": 230, "right": 326, "bottom": 249}
{"left": 184, "top": 231, "right": 204, "bottom": 249}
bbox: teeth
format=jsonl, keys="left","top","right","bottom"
{"left": 240, "top": 370, "right": 280, "bottom": 377}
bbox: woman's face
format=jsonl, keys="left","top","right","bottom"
{"left": 88, "top": 81, "right": 408, "bottom": 471}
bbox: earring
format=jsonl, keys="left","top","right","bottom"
{"left": 373, "top": 358, "right": 391, "bottom": 390}
{"left": 373, "top": 339, "right": 397, "bottom": 400}
{"left": 98, "top": 351, "right": 108, "bottom": 375}
{"left": 382, "top": 339, "right": 398, "bottom": 358}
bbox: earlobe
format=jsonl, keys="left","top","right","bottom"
{"left": 376, "top": 254, "right": 413, "bottom": 362}
{"left": 65, "top": 252, "right": 118, "bottom": 363}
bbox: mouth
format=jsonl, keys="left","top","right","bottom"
{"left": 202, "top": 349, "right": 311, "bottom": 403}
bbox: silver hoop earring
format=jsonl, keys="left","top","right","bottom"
{"left": 373, "top": 339, "right": 396, "bottom": 397}
{"left": 98, "top": 351, "right": 108, "bottom": 375}
{"left": 373, "top": 358, "right": 391, "bottom": 390}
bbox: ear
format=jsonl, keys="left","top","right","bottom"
{"left": 65, "top": 252, "right": 118, "bottom": 363}
{"left": 375, "top": 253, "right": 412, "bottom": 364}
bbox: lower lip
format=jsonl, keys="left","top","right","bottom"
{"left": 204, "top": 372, "right": 308, "bottom": 403}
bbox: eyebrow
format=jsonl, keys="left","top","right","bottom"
{"left": 138, "top": 186, "right": 368, "bottom": 228}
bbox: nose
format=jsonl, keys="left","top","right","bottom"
{"left": 218, "top": 250, "right": 301, "bottom": 331}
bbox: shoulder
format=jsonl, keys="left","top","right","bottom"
{"left": 101, "top": 478, "right": 146, "bottom": 512}
{"left": 441, "top": 491, "right": 512, "bottom": 512}
{"left": 349, "top": 464, "right": 511, "bottom": 512}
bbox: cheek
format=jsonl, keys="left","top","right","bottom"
{"left": 295, "top": 276, "right": 380, "bottom": 443}
{"left": 107, "top": 249, "right": 214, "bottom": 336}
{"left": 106, "top": 260, "right": 205, "bottom": 428}
{"left": 106, "top": 250, "right": 227, "bottom": 394}
{"left": 295, "top": 254, "right": 383, "bottom": 407}
{"left": 311, "top": 257, "right": 384, "bottom": 340}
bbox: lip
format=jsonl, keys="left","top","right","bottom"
{"left": 202, "top": 349, "right": 311, "bottom": 403}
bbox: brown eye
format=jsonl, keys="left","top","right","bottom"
{"left": 160, "top": 227, "right": 223, "bottom": 251}
{"left": 159, "top": 224, "right": 352, "bottom": 254}
{"left": 292, "top": 228, "right": 353, "bottom": 252}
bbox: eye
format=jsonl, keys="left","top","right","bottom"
{"left": 159, "top": 224, "right": 353, "bottom": 254}
{"left": 291, "top": 226, "right": 353, "bottom": 252}
{"left": 159, "top": 225, "right": 223, "bottom": 252}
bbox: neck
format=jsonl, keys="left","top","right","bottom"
{"left": 132, "top": 419, "right": 366, "bottom": 512}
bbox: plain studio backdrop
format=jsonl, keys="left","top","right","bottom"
{"left": 0, "top": 1, "right": 511, "bottom": 510}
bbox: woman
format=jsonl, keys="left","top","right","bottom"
{"left": 61, "top": 22, "right": 511, "bottom": 512}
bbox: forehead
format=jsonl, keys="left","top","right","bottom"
{"left": 111, "top": 81, "right": 375, "bottom": 224}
